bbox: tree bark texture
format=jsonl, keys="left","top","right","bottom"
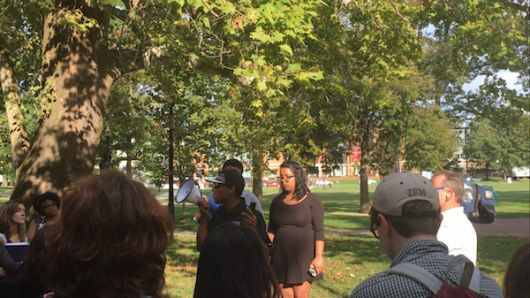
{"left": 168, "top": 103, "right": 176, "bottom": 220}
{"left": 126, "top": 135, "right": 133, "bottom": 178}
{"left": 359, "top": 140, "right": 372, "bottom": 213}
{"left": 0, "top": 44, "right": 30, "bottom": 177}
{"left": 252, "top": 149, "right": 264, "bottom": 201}
{"left": 10, "top": 9, "right": 119, "bottom": 205}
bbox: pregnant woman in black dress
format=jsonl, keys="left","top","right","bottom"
{"left": 268, "top": 160, "right": 325, "bottom": 298}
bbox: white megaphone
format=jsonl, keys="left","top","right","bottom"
{"left": 175, "top": 179, "right": 203, "bottom": 205}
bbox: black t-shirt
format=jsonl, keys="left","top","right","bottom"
{"left": 208, "top": 198, "right": 270, "bottom": 245}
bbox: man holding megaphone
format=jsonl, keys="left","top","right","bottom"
{"left": 196, "top": 159, "right": 264, "bottom": 222}
{"left": 196, "top": 169, "right": 271, "bottom": 253}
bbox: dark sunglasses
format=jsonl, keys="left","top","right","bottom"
{"left": 213, "top": 183, "right": 229, "bottom": 189}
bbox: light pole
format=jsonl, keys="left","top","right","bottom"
{"left": 104, "top": 126, "right": 111, "bottom": 169}
{"left": 496, "top": 160, "right": 499, "bottom": 183}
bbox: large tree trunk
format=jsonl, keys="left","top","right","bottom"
{"left": 10, "top": 9, "right": 118, "bottom": 206}
{"left": 0, "top": 39, "right": 30, "bottom": 176}
{"left": 359, "top": 141, "right": 372, "bottom": 213}
{"left": 252, "top": 149, "right": 264, "bottom": 200}
{"left": 126, "top": 134, "right": 133, "bottom": 178}
{"left": 168, "top": 103, "right": 176, "bottom": 220}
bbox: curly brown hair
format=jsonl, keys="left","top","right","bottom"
{"left": 46, "top": 170, "right": 174, "bottom": 298}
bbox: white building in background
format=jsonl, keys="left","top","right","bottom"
{"left": 452, "top": 127, "right": 470, "bottom": 174}
{"left": 512, "top": 167, "right": 530, "bottom": 179}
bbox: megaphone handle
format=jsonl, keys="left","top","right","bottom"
{"left": 197, "top": 196, "right": 210, "bottom": 216}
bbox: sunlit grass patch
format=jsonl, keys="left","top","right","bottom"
{"left": 162, "top": 234, "right": 528, "bottom": 297}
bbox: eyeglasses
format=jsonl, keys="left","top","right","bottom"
{"left": 279, "top": 175, "right": 295, "bottom": 181}
{"left": 42, "top": 203, "right": 56, "bottom": 209}
{"left": 436, "top": 187, "right": 453, "bottom": 192}
{"left": 369, "top": 220, "right": 379, "bottom": 239}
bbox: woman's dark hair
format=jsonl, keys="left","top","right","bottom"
{"left": 19, "top": 225, "right": 51, "bottom": 295}
{"left": 32, "top": 192, "right": 60, "bottom": 215}
{"left": 279, "top": 160, "right": 310, "bottom": 201}
{"left": 194, "top": 223, "right": 279, "bottom": 298}
{"left": 504, "top": 242, "right": 529, "bottom": 298}
{"left": 46, "top": 170, "right": 174, "bottom": 298}
{"left": 370, "top": 200, "right": 440, "bottom": 238}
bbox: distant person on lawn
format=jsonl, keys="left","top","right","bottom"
{"left": 432, "top": 170, "right": 477, "bottom": 264}
{"left": 350, "top": 172, "right": 502, "bottom": 298}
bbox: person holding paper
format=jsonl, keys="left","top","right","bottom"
{"left": 0, "top": 200, "right": 29, "bottom": 296}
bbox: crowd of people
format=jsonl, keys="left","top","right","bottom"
{"left": 0, "top": 162, "right": 527, "bottom": 298}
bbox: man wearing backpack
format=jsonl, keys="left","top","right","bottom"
{"left": 432, "top": 171, "right": 477, "bottom": 264}
{"left": 350, "top": 172, "right": 502, "bottom": 298}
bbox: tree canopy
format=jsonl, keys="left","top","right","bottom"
{"left": 0, "top": 0, "right": 527, "bottom": 213}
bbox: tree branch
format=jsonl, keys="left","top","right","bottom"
{"left": 497, "top": 0, "right": 529, "bottom": 13}
{"left": 387, "top": 0, "right": 409, "bottom": 22}
{"left": 0, "top": 34, "right": 30, "bottom": 175}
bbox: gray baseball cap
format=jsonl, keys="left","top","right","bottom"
{"left": 372, "top": 172, "right": 440, "bottom": 217}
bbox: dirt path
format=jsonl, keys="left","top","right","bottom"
{"left": 174, "top": 218, "right": 530, "bottom": 237}
{"left": 472, "top": 218, "right": 529, "bottom": 237}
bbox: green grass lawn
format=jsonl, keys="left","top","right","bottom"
{"left": 164, "top": 234, "right": 528, "bottom": 298}
{"left": 170, "top": 180, "right": 529, "bottom": 231}
{"left": 1, "top": 180, "right": 528, "bottom": 297}
{"left": 163, "top": 181, "right": 529, "bottom": 297}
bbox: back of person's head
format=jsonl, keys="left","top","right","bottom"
{"left": 0, "top": 199, "right": 26, "bottom": 243}
{"left": 222, "top": 159, "right": 244, "bottom": 173}
{"left": 32, "top": 192, "right": 61, "bottom": 215}
{"left": 504, "top": 242, "right": 529, "bottom": 298}
{"left": 20, "top": 225, "right": 51, "bottom": 294}
{"left": 279, "top": 160, "right": 310, "bottom": 200}
{"left": 433, "top": 170, "right": 464, "bottom": 203}
{"left": 194, "top": 223, "right": 279, "bottom": 298}
{"left": 370, "top": 172, "right": 441, "bottom": 238}
{"left": 46, "top": 170, "right": 174, "bottom": 298}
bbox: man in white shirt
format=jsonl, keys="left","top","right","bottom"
{"left": 432, "top": 171, "right": 477, "bottom": 264}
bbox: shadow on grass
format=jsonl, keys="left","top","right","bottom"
{"left": 476, "top": 235, "right": 528, "bottom": 283}
{"left": 166, "top": 236, "right": 200, "bottom": 278}
{"left": 325, "top": 214, "right": 371, "bottom": 230}
{"left": 162, "top": 233, "right": 527, "bottom": 297}
{"left": 324, "top": 235, "right": 387, "bottom": 265}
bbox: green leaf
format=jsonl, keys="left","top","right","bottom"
{"left": 202, "top": 18, "right": 210, "bottom": 29}
{"left": 279, "top": 44, "right": 293, "bottom": 56}
{"left": 219, "top": 2, "right": 237, "bottom": 13}
{"left": 285, "top": 63, "right": 301, "bottom": 73}
{"left": 101, "top": 0, "right": 126, "bottom": 7}
{"left": 265, "top": 89, "right": 276, "bottom": 98}
{"left": 251, "top": 99, "right": 263, "bottom": 107}
{"left": 256, "top": 81, "right": 267, "bottom": 91}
